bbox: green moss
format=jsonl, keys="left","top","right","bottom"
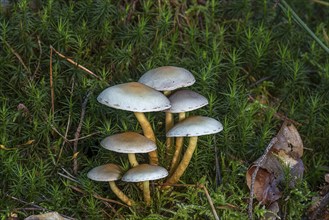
{"left": 0, "top": 0, "right": 328, "bottom": 219}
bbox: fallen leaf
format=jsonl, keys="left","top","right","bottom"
{"left": 273, "top": 121, "right": 303, "bottom": 158}
{"left": 72, "top": 152, "right": 79, "bottom": 159}
{"left": 246, "top": 167, "right": 282, "bottom": 204}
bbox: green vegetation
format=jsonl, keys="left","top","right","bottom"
{"left": 0, "top": 0, "right": 328, "bottom": 219}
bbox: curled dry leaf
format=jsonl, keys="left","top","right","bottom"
{"left": 273, "top": 121, "right": 303, "bottom": 158}
{"left": 246, "top": 121, "right": 304, "bottom": 207}
{"left": 246, "top": 166, "right": 282, "bottom": 204}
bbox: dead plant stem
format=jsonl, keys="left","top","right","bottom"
{"left": 73, "top": 91, "right": 91, "bottom": 175}
{"left": 248, "top": 137, "right": 278, "bottom": 220}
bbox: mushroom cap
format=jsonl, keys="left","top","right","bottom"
{"left": 166, "top": 90, "right": 208, "bottom": 113}
{"left": 97, "top": 82, "right": 171, "bottom": 112}
{"left": 122, "top": 164, "right": 168, "bottom": 182}
{"left": 101, "top": 132, "right": 157, "bottom": 153}
{"left": 87, "top": 163, "right": 122, "bottom": 182}
{"left": 166, "top": 116, "right": 223, "bottom": 137}
{"left": 138, "top": 66, "right": 195, "bottom": 91}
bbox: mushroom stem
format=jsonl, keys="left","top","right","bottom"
{"left": 165, "top": 136, "right": 198, "bottom": 187}
{"left": 134, "top": 112, "right": 158, "bottom": 165}
{"left": 165, "top": 111, "right": 174, "bottom": 157}
{"left": 143, "top": 181, "right": 151, "bottom": 206}
{"left": 128, "top": 153, "right": 139, "bottom": 167}
{"left": 109, "top": 181, "right": 134, "bottom": 206}
{"left": 164, "top": 90, "right": 173, "bottom": 160}
{"left": 169, "top": 112, "right": 186, "bottom": 174}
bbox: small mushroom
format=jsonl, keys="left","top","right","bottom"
{"left": 164, "top": 116, "right": 223, "bottom": 187}
{"left": 122, "top": 164, "right": 168, "bottom": 206}
{"left": 138, "top": 66, "right": 196, "bottom": 91}
{"left": 87, "top": 163, "right": 134, "bottom": 206}
{"left": 101, "top": 132, "right": 157, "bottom": 167}
{"left": 97, "top": 82, "right": 171, "bottom": 165}
{"left": 138, "top": 66, "right": 196, "bottom": 159}
{"left": 165, "top": 90, "right": 208, "bottom": 173}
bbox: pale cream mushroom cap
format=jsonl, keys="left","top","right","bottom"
{"left": 166, "top": 90, "right": 208, "bottom": 113}
{"left": 97, "top": 82, "right": 171, "bottom": 112}
{"left": 122, "top": 164, "right": 168, "bottom": 182}
{"left": 166, "top": 116, "right": 223, "bottom": 137}
{"left": 138, "top": 66, "right": 195, "bottom": 91}
{"left": 87, "top": 163, "right": 122, "bottom": 182}
{"left": 101, "top": 132, "right": 157, "bottom": 153}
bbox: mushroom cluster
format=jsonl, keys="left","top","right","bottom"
{"left": 88, "top": 66, "right": 223, "bottom": 206}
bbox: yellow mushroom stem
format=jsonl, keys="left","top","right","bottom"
{"left": 164, "top": 136, "right": 198, "bottom": 187}
{"left": 127, "top": 154, "right": 144, "bottom": 190}
{"left": 109, "top": 181, "right": 134, "bottom": 206}
{"left": 143, "top": 181, "right": 151, "bottom": 206}
{"left": 134, "top": 112, "right": 158, "bottom": 165}
{"left": 169, "top": 112, "right": 186, "bottom": 174}
{"left": 165, "top": 112, "right": 174, "bottom": 157}
{"left": 128, "top": 153, "right": 139, "bottom": 167}
{"left": 164, "top": 90, "right": 173, "bottom": 159}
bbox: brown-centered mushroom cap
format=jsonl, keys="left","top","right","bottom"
{"left": 122, "top": 164, "right": 168, "bottom": 182}
{"left": 87, "top": 163, "right": 122, "bottom": 182}
{"left": 166, "top": 116, "right": 223, "bottom": 137}
{"left": 101, "top": 132, "right": 157, "bottom": 153}
{"left": 166, "top": 90, "right": 208, "bottom": 113}
{"left": 97, "top": 82, "right": 171, "bottom": 112}
{"left": 138, "top": 66, "right": 195, "bottom": 91}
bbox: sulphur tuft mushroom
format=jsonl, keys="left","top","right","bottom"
{"left": 122, "top": 164, "right": 168, "bottom": 206}
{"left": 138, "top": 66, "right": 196, "bottom": 159}
{"left": 87, "top": 163, "right": 134, "bottom": 206}
{"left": 101, "top": 132, "right": 157, "bottom": 167}
{"left": 138, "top": 66, "right": 195, "bottom": 92}
{"left": 97, "top": 82, "right": 171, "bottom": 165}
{"left": 164, "top": 116, "right": 223, "bottom": 187}
{"left": 165, "top": 89, "right": 209, "bottom": 173}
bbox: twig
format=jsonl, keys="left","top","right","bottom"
{"left": 52, "top": 126, "right": 100, "bottom": 143}
{"left": 5, "top": 194, "right": 75, "bottom": 220}
{"left": 200, "top": 184, "right": 220, "bottom": 220}
{"left": 214, "top": 136, "right": 222, "bottom": 188}
{"left": 32, "top": 36, "right": 42, "bottom": 79}
{"left": 57, "top": 77, "right": 74, "bottom": 163}
{"left": 311, "top": 0, "right": 329, "bottom": 7}
{"left": 50, "top": 46, "right": 54, "bottom": 115}
{"left": 67, "top": 131, "right": 101, "bottom": 142}
{"left": 58, "top": 172, "right": 80, "bottom": 184}
{"left": 248, "top": 76, "right": 272, "bottom": 88}
{"left": 51, "top": 126, "right": 67, "bottom": 141}
{"left": 50, "top": 45, "right": 101, "bottom": 80}
{"left": 156, "top": 182, "right": 220, "bottom": 220}
{"left": 248, "top": 137, "right": 278, "bottom": 220}
{"left": 73, "top": 91, "right": 91, "bottom": 175}
{"left": 310, "top": 192, "right": 329, "bottom": 220}
{"left": 69, "top": 185, "right": 128, "bottom": 208}
{"left": 4, "top": 40, "right": 30, "bottom": 74}
{"left": 61, "top": 167, "right": 76, "bottom": 178}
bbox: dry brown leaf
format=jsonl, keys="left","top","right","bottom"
{"left": 246, "top": 167, "right": 282, "bottom": 204}
{"left": 273, "top": 121, "right": 303, "bottom": 158}
{"left": 247, "top": 121, "right": 304, "bottom": 206}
